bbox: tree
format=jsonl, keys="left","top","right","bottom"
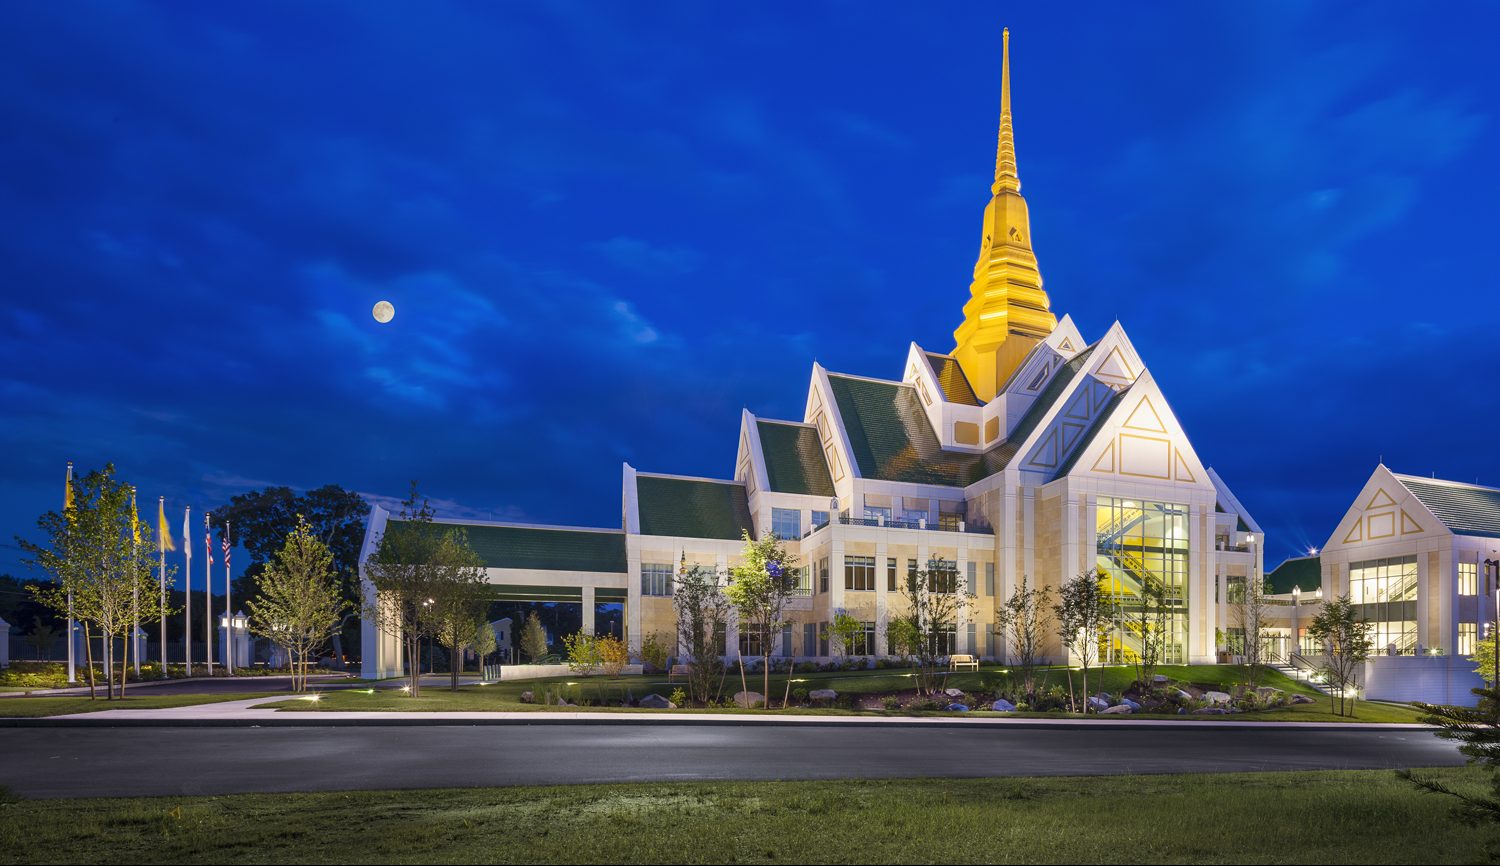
{"left": 1470, "top": 634, "right": 1500, "bottom": 687}
{"left": 214, "top": 484, "right": 369, "bottom": 664}
{"left": 1235, "top": 574, "right": 1270, "bottom": 687}
{"left": 1128, "top": 579, "right": 1171, "bottom": 690}
{"left": 673, "top": 562, "right": 730, "bottom": 706}
{"left": 363, "top": 482, "right": 487, "bottom": 696}
{"left": 1054, "top": 569, "right": 1109, "bottom": 713}
{"left": 889, "top": 557, "right": 975, "bottom": 696}
{"left": 639, "top": 631, "right": 671, "bottom": 673}
{"left": 19, "top": 465, "right": 172, "bottom": 699}
{"left": 246, "top": 516, "right": 347, "bottom": 692}
{"left": 724, "top": 531, "right": 798, "bottom": 706}
{"left": 829, "top": 610, "right": 865, "bottom": 658}
{"left": 1307, "top": 594, "right": 1374, "bottom": 717}
{"left": 598, "top": 633, "right": 630, "bottom": 679}
{"left": 519, "top": 611, "right": 549, "bottom": 663}
{"left": 996, "top": 574, "right": 1053, "bottom": 697}
{"left": 469, "top": 618, "right": 497, "bottom": 669}
{"left": 563, "top": 630, "right": 601, "bottom": 676}
{"left": 1405, "top": 688, "right": 1500, "bottom": 823}
{"left": 426, "top": 541, "right": 489, "bottom": 692}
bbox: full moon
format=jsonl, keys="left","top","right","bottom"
{"left": 372, "top": 300, "right": 395, "bottom": 324}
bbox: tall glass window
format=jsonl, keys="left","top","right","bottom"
{"left": 811, "top": 510, "right": 830, "bottom": 531}
{"left": 1460, "top": 622, "right": 1477, "bottom": 657}
{"left": 1350, "top": 555, "right": 1417, "bottom": 654}
{"left": 771, "top": 508, "right": 801, "bottom": 540}
{"left": 1096, "top": 497, "right": 1190, "bottom": 665}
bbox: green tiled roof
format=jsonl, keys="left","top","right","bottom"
{"left": 756, "top": 420, "right": 835, "bottom": 497}
{"left": 924, "top": 353, "right": 980, "bottom": 406}
{"left": 637, "top": 474, "right": 754, "bottom": 540}
{"left": 386, "top": 520, "right": 626, "bottom": 573}
{"left": 825, "top": 374, "right": 1013, "bottom": 486}
{"left": 1267, "top": 555, "right": 1322, "bottom": 594}
{"left": 1395, "top": 475, "right": 1500, "bottom": 538}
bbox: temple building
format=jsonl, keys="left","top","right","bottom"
{"left": 360, "top": 31, "right": 1265, "bottom": 678}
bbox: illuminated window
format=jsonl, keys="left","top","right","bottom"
{"left": 1096, "top": 497, "right": 1190, "bottom": 664}
{"left": 844, "top": 555, "right": 876, "bottom": 591}
{"left": 1460, "top": 562, "right": 1478, "bottom": 596}
{"left": 1460, "top": 622, "right": 1477, "bottom": 657}
{"left": 641, "top": 563, "right": 673, "bottom": 597}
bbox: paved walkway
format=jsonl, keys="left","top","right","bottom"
{"left": 38, "top": 696, "right": 1432, "bottom": 729}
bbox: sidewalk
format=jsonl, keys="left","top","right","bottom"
{"left": 19, "top": 696, "right": 1430, "bottom": 730}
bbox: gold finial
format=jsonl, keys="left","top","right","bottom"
{"left": 993, "top": 27, "right": 1019, "bottom": 194}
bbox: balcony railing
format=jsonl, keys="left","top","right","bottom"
{"left": 835, "top": 512, "right": 994, "bottom": 536}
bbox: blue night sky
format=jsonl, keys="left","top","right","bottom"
{"left": 2, "top": 2, "right": 1497, "bottom": 579}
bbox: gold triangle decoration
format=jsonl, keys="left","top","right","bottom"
{"left": 810, "top": 388, "right": 822, "bottom": 411}
{"left": 1091, "top": 440, "right": 1116, "bottom": 474}
{"left": 1366, "top": 488, "right": 1396, "bottom": 509}
{"left": 1400, "top": 509, "right": 1424, "bottom": 535}
{"left": 1343, "top": 521, "right": 1363, "bottom": 544}
{"left": 1092, "top": 381, "right": 1115, "bottom": 413}
{"left": 1173, "top": 450, "right": 1197, "bottom": 483}
{"left": 1028, "top": 428, "right": 1060, "bottom": 468}
{"left": 1094, "top": 345, "right": 1135, "bottom": 384}
{"left": 1123, "top": 395, "right": 1167, "bottom": 433}
{"left": 1060, "top": 422, "right": 1086, "bottom": 452}
{"left": 1058, "top": 337, "right": 1076, "bottom": 352}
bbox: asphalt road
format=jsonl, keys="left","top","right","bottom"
{"left": 0, "top": 722, "right": 1464, "bottom": 799}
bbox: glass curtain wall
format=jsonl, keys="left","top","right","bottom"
{"left": 1096, "top": 497, "right": 1190, "bottom": 665}
{"left": 1349, "top": 555, "right": 1418, "bottom": 655}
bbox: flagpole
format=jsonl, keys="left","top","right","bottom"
{"left": 225, "top": 520, "right": 234, "bottom": 674}
{"left": 64, "top": 461, "right": 76, "bottom": 684}
{"left": 184, "top": 505, "right": 192, "bottom": 677}
{"left": 205, "top": 513, "right": 214, "bottom": 675}
{"left": 130, "top": 486, "right": 140, "bottom": 679}
{"left": 158, "top": 496, "right": 167, "bottom": 671}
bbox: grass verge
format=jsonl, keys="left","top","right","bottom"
{"left": 0, "top": 768, "right": 1490, "bottom": 864}
{"left": 0, "top": 693, "right": 280, "bottom": 719}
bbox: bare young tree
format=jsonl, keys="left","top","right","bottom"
{"left": 890, "top": 557, "right": 975, "bottom": 696}
{"left": 996, "top": 574, "right": 1052, "bottom": 698}
{"left": 673, "top": 561, "right": 730, "bottom": 706}
{"left": 1054, "top": 569, "right": 1109, "bottom": 713}
{"left": 725, "top": 531, "right": 798, "bottom": 706}
{"left": 1128, "top": 579, "right": 1171, "bottom": 689}
{"left": 1308, "top": 594, "right": 1374, "bottom": 717}
{"left": 1235, "top": 573, "right": 1270, "bottom": 687}
{"left": 21, "top": 465, "right": 170, "bottom": 700}
{"left": 247, "top": 516, "right": 347, "bottom": 692}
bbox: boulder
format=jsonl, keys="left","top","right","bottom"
{"left": 1204, "top": 690, "right": 1232, "bottom": 705}
{"left": 1174, "top": 688, "right": 1194, "bottom": 702}
{"left": 809, "top": 688, "right": 838, "bottom": 701}
{"left": 1152, "top": 674, "right": 1169, "bottom": 684}
{"left": 1256, "top": 686, "right": 1283, "bottom": 699}
{"left": 519, "top": 690, "right": 536, "bottom": 704}
{"left": 1119, "top": 697, "right": 1142, "bottom": 712}
{"left": 991, "top": 699, "right": 1017, "bottom": 712}
{"left": 1290, "top": 694, "right": 1316, "bottom": 705}
{"left": 1087, "top": 696, "right": 1111, "bottom": 713}
{"left": 638, "top": 693, "right": 675, "bottom": 710}
{"left": 944, "top": 688, "right": 966, "bottom": 698}
{"left": 1102, "top": 704, "right": 1133, "bottom": 714}
{"left": 946, "top": 703, "right": 970, "bottom": 712}
{"left": 733, "top": 690, "right": 766, "bottom": 709}
{"left": 1193, "top": 707, "right": 1228, "bottom": 715}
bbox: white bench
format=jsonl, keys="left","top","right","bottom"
{"left": 949, "top": 654, "right": 979, "bottom": 672}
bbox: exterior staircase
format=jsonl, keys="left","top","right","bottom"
{"left": 1272, "top": 656, "right": 1335, "bottom": 695}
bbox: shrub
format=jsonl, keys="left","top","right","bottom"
{"left": 882, "top": 695, "right": 902, "bottom": 710}
{"left": 791, "top": 687, "right": 809, "bottom": 704}
{"left": 639, "top": 632, "right": 671, "bottom": 673}
{"left": 669, "top": 688, "right": 686, "bottom": 707}
{"left": 597, "top": 634, "right": 629, "bottom": 679}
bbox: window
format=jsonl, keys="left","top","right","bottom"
{"left": 929, "top": 624, "right": 957, "bottom": 657}
{"left": 903, "top": 510, "right": 928, "bottom": 527}
{"left": 846, "top": 621, "right": 876, "bottom": 656}
{"left": 818, "top": 556, "right": 830, "bottom": 593}
{"left": 771, "top": 508, "right": 801, "bottom": 541}
{"left": 1096, "top": 497, "right": 1190, "bottom": 665}
{"left": 928, "top": 559, "right": 959, "bottom": 594}
{"left": 985, "top": 562, "right": 996, "bottom": 596}
{"left": 641, "top": 563, "right": 673, "bottom": 597}
{"left": 939, "top": 512, "right": 962, "bottom": 532}
{"left": 1349, "top": 555, "right": 1419, "bottom": 655}
{"left": 967, "top": 562, "right": 977, "bottom": 595}
{"left": 864, "top": 506, "right": 891, "bottom": 523}
{"left": 789, "top": 566, "right": 812, "bottom": 596}
{"left": 738, "top": 630, "right": 763, "bottom": 659}
{"left": 1460, "top": 622, "right": 1477, "bottom": 657}
{"left": 1460, "top": 562, "right": 1478, "bottom": 596}
{"left": 811, "top": 510, "right": 830, "bottom": 531}
{"left": 845, "top": 555, "right": 876, "bottom": 591}
{"left": 887, "top": 557, "right": 898, "bottom": 592}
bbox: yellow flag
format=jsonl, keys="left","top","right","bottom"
{"left": 157, "top": 497, "right": 176, "bottom": 552}
{"left": 130, "top": 488, "right": 140, "bottom": 546}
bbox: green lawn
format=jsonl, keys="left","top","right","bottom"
{"left": 0, "top": 693, "right": 279, "bottom": 719}
{"left": 264, "top": 664, "right": 1426, "bottom": 723}
{"left": 0, "top": 768, "right": 1489, "bottom": 864}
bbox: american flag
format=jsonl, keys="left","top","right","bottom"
{"left": 222, "top": 531, "right": 231, "bottom": 567}
{"left": 206, "top": 527, "right": 213, "bottom": 567}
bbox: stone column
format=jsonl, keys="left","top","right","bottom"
{"left": 582, "top": 585, "right": 596, "bottom": 636}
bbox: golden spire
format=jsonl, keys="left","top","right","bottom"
{"left": 993, "top": 27, "right": 1019, "bottom": 194}
{"left": 952, "top": 27, "right": 1057, "bottom": 403}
